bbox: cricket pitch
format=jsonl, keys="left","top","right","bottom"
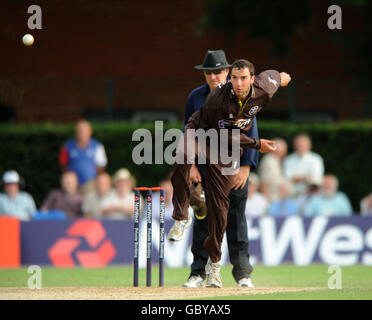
{"left": 0, "top": 286, "right": 322, "bottom": 300}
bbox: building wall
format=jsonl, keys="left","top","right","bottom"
{"left": 0, "top": 0, "right": 365, "bottom": 122}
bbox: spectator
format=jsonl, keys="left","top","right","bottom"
{"left": 59, "top": 119, "right": 108, "bottom": 194}
{"left": 244, "top": 173, "right": 269, "bottom": 218}
{"left": 151, "top": 178, "right": 176, "bottom": 220}
{"left": 258, "top": 137, "right": 288, "bottom": 202}
{"left": 41, "top": 171, "right": 83, "bottom": 218}
{"left": 268, "top": 181, "right": 299, "bottom": 217}
{"left": 100, "top": 168, "right": 137, "bottom": 219}
{"left": 360, "top": 193, "right": 372, "bottom": 216}
{"left": 283, "top": 134, "right": 324, "bottom": 196}
{"left": 295, "top": 176, "right": 323, "bottom": 216}
{"left": 303, "top": 174, "right": 353, "bottom": 217}
{"left": 82, "top": 172, "right": 112, "bottom": 218}
{"left": 0, "top": 170, "right": 36, "bottom": 221}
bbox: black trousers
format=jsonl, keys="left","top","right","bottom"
{"left": 190, "top": 164, "right": 253, "bottom": 282}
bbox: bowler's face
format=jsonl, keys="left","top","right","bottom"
{"left": 231, "top": 67, "right": 255, "bottom": 100}
{"left": 204, "top": 68, "right": 229, "bottom": 91}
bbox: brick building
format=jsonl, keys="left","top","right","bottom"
{"left": 0, "top": 0, "right": 366, "bottom": 123}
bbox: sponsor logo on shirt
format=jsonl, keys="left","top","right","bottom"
{"left": 218, "top": 118, "right": 251, "bottom": 129}
{"left": 233, "top": 118, "right": 251, "bottom": 129}
{"left": 217, "top": 80, "right": 229, "bottom": 89}
{"left": 248, "top": 106, "right": 259, "bottom": 116}
{"left": 218, "top": 120, "right": 225, "bottom": 128}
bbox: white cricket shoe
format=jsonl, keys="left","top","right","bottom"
{"left": 238, "top": 277, "right": 254, "bottom": 288}
{"left": 205, "top": 257, "right": 222, "bottom": 288}
{"left": 183, "top": 275, "right": 205, "bottom": 288}
{"left": 167, "top": 213, "right": 192, "bottom": 241}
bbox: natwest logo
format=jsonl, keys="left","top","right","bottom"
{"left": 47, "top": 220, "right": 116, "bottom": 267}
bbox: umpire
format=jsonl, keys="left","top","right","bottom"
{"left": 183, "top": 50, "right": 257, "bottom": 288}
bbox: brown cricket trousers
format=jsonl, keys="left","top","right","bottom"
{"left": 171, "top": 161, "right": 235, "bottom": 263}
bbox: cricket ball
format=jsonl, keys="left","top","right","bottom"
{"left": 22, "top": 34, "right": 34, "bottom": 46}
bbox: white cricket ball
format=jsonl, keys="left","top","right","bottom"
{"left": 22, "top": 34, "right": 34, "bottom": 46}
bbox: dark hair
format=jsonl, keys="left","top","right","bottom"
{"left": 231, "top": 59, "right": 255, "bottom": 76}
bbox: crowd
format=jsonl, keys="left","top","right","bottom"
{"left": 245, "top": 134, "right": 371, "bottom": 218}
{"left": 0, "top": 121, "right": 370, "bottom": 221}
{"left": 0, "top": 119, "right": 174, "bottom": 221}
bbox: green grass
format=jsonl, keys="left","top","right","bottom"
{"left": 0, "top": 264, "right": 371, "bottom": 300}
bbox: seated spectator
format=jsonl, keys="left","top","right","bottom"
{"left": 360, "top": 193, "right": 372, "bottom": 216}
{"left": 283, "top": 134, "right": 324, "bottom": 197}
{"left": 82, "top": 172, "right": 112, "bottom": 218}
{"left": 151, "top": 178, "right": 175, "bottom": 220}
{"left": 41, "top": 171, "right": 83, "bottom": 218}
{"left": 258, "top": 138, "right": 288, "bottom": 202}
{"left": 0, "top": 170, "right": 36, "bottom": 221}
{"left": 100, "top": 168, "right": 137, "bottom": 219}
{"left": 244, "top": 173, "right": 269, "bottom": 218}
{"left": 160, "top": 179, "right": 174, "bottom": 219}
{"left": 303, "top": 174, "right": 353, "bottom": 217}
{"left": 268, "top": 182, "right": 299, "bottom": 217}
{"left": 295, "top": 176, "right": 323, "bottom": 216}
{"left": 59, "top": 119, "right": 108, "bottom": 195}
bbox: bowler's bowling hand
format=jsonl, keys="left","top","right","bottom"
{"left": 280, "top": 72, "right": 291, "bottom": 86}
{"left": 259, "top": 139, "right": 277, "bottom": 153}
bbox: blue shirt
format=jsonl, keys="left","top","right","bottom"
{"left": 303, "top": 192, "right": 353, "bottom": 217}
{"left": 269, "top": 199, "right": 299, "bottom": 217}
{"left": 0, "top": 192, "right": 37, "bottom": 221}
{"left": 183, "top": 83, "right": 259, "bottom": 168}
{"left": 61, "top": 138, "right": 108, "bottom": 185}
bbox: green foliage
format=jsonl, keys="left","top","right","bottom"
{"left": 0, "top": 121, "right": 371, "bottom": 211}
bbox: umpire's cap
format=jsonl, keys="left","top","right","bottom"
{"left": 195, "top": 50, "right": 232, "bottom": 70}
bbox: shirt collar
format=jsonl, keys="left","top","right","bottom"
{"left": 251, "top": 86, "right": 256, "bottom": 98}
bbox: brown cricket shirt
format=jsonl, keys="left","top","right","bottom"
{"left": 185, "top": 70, "right": 282, "bottom": 150}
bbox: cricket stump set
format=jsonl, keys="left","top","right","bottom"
{"left": 133, "top": 187, "right": 165, "bottom": 287}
